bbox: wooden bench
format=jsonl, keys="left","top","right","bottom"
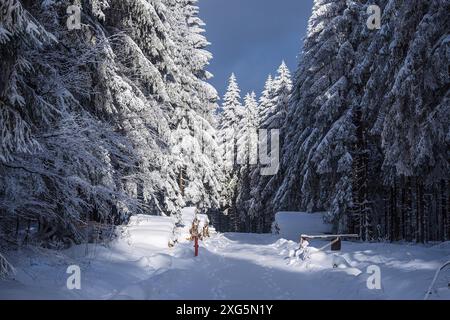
{"left": 300, "top": 234, "right": 359, "bottom": 251}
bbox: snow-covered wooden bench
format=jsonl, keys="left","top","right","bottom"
{"left": 272, "top": 212, "right": 359, "bottom": 251}
{"left": 300, "top": 234, "right": 359, "bottom": 251}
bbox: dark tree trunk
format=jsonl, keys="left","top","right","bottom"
{"left": 447, "top": 180, "right": 450, "bottom": 240}
{"left": 416, "top": 178, "right": 425, "bottom": 243}
{"left": 406, "top": 176, "right": 413, "bottom": 241}
{"left": 390, "top": 181, "right": 399, "bottom": 242}
{"left": 384, "top": 192, "right": 389, "bottom": 240}
{"left": 24, "top": 219, "right": 31, "bottom": 245}
{"left": 351, "top": 107, "right": 371, "bottom": 240}
{"left": 401, "top": 177, "right": 406, "bottom": 240}
{"left": 442, "top": 180, "right": 448, "bottom": 241}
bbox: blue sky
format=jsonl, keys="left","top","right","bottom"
{"left": 199, "top": 0, "right": 314, "bottom": 99}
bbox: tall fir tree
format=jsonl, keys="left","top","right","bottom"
{"left": 235, "top": 92, "right": 259, "bottom": 231}
{"left": 0, "top": 0, "right": 221, "bottom": 247}
{"left": 267, "top": 0, "right": 449, "bottom": 241}
{"left": 248, "top": 62, "right": 293, "bottom": 233}
{"left": 217, "top": 73, "right": 244, "bottom": 231}
{"left": 273, "top": 0, "right": 360, "bottom": 234}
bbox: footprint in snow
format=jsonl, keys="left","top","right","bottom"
{"left": 113, "top": 284, "right": 147, "bottom": 300}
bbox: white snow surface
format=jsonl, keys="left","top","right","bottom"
{"left": 197, "top": 214, "right": 210, "bottom": 233}
{"left": 273, "top": 212, "right": 333, "bottom": 241}
{"left": 1, "top": 212, "right": 449, "bottom": 300}
{"left": 175, "top": 207, "right": 197, "bottom": 243}
{"left": 174, "top": 207, "right": 212, "bottom": 244}
{"left": 125, "top": 215, "right": 176, "bottom": 250}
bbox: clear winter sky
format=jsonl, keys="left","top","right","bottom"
{"left": 199, "top": 0, "right": 314, "bottom": 99}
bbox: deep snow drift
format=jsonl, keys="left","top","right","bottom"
{"left": 0, "top": 209, "right": 449, "bottom": 300}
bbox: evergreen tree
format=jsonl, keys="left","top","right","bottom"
{"left": 258, "top": 75, "right": 275, "bottom": 128}
{"left": 273, "top": 0, "right": 360, "bottom": 234}
{"left": 237, "top": 92, "right": 259, "bottom": 165}
{"left": 268, "top": 0, "right": 449, "bottom": 241}
{"left": 260, "top": 61, "right": 292, "bottom": 130}
{"left": 218, "top": 73, "right": 244, "bottom": 170}
{"left": 235, "top": 92, "right": 259, "bottom": 231}
{"left": 0, "top": 0, "right": 221, "bottom": 247}
{"left": 165, "top": 0, "right": 222, "bottom": 214}
{"left": 249, "top": 62, "right": 292, "bottom": 232}
{"left": 217, "top": 73, "right": 244, "bottom": 230}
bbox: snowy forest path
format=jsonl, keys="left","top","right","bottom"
{"left": 140, "top": 233, "right": 450, "bottom": 300}
{"left": 1, "top": 230, "right": 449, "bottom": 300}
{"left": 140, "top": 232, "right": 299, "bottom": 299}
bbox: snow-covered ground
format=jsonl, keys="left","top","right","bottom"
{"left": 1, "top": 209, "right": 449, "bottom": 300}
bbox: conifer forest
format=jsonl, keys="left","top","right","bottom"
{"left": 0, "top": 0, "right": 449, "bottom": 301}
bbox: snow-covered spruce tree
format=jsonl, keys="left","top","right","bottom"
{"left": 217, "top": 73, "right": 245, "bottom": 231}
{"left": 0, "top": 0, "right": 141, "bottom": 247}
{"left": 355, "top": 0, "right": 450, "bottom": 242}
{"left": 237, "top": 92, "right": 259, "bottom": 166}
{"left": 101, "top": 0, "right": 186, "bottom": 219}
{"left": 218, "top": 74, "right": 244, "bottom": 167}
{"left": 272, "top": 0, "right": 361, "bottom": 234}
{"left": 93, "top": 0, "right": 220, "bottom": 221}
{"left": 245, "top": 75, "right": 276, "bottom": 232}
{"left": 267, "top": 0, "right": 449, "bottom": 241}
{"left": 0, "top": 0, "right": 220, "bottom": 248}
{"left": 0, "top": 0, "right": 53, "bottom": 162}
{"left": 389, "top": 0, "right": 450, "bottom": 242}
{"left": 169, "top": 109, "right": 221, "bottom": 214}
{"left": 94, "top": 0, "right": 222, "bottom": 220}
{"left": 246, "top": 63, "right": 292, "bottom": 233}
{"left": 257, "top": 75, "right": 275, "bottom": 125}
{"left": 164, "top": 0, "right": 222, "bottom": 215}
{"left": 260, "top": 61, "right": 292, "bottom": 131}
{"left": 235, "top": 92, "right": 259, "bottom": 231}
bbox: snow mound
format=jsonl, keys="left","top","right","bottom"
{"left": 291, "top": 247, "right": 362, "bottom": 275}
{"left": 136, "top": 254, "right": 173, "bottom": 271}
{"left": 272, "top": 238, "right": 299, "bottom": 256}
{"left": 180, "top": 207, "right": 197, "bottom": 225}
{"left": 272, "top": 212, "right": 332, "bottom": 241}
{"left": 125, "top": 215, "right": 176, "bottom": 249}
{"left": 274, "top": 237, "right": 362, "bottom": 275}
{"left": 175, "top": 207, "right": 197, "bottom": 243}
{"left": 432, "top": 241, "right": 450, "bottom": 250}
{"left": 287, "top": 246, "right": 331, "bottom": 268}
{"left": 197, "top": 214, "right": 210, "bottom": 232}
{"left": 175, "top": 207, "right": 211, "bottom": 243}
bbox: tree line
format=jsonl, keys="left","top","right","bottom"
{"left": 1, "top": 0, "right": 448, "bottom": 249}
{"left": 217, "top": 0, "right": 449, "bottom": 242}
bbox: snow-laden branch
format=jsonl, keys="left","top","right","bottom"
{"left": 0, "top": 253, "right": 15, "bottom": 278}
